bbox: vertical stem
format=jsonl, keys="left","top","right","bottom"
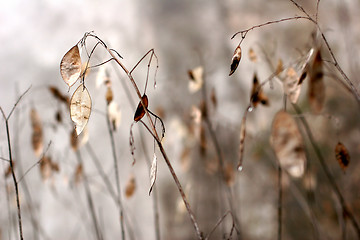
{"left": 292, "top": 103, "right": 360, "bottom": 238}
{"left": 278, "top": 165, "right": 282, "bottom": 240}
{"left": 75, "top": 150, "right": 103, "bottom": 240}
{"left": 4, "top": 118, "right": 23, "bottom": 240}
{"left": 105, "top": 112, "right": 126, "bottom": 240}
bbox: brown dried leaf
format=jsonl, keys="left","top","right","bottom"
{"left": 149, "top": 153, "right": 157, "bottom": 195}
{"left": 251, "top": 73, "right": 269, "bottom": 107}
{"left": 60, "top": 45, "right": 82, "bottom": 87}
{"left": 70, "top": 128, "right": 78, "bottom": 151}
{"left": 248, "top": 48, "right": 257, "bottom": 62}
{"left": 4, "top": 162, "right": 14, "bottom": 178}
{"left": 40, "top": 156, "right": 52, "bottom": 180}
{"left": 125, "top": 174, "right": 136, "bottom": 198}
{"left": 74, "top": 163, "right": 83, "bottom": 184}
{"left": 70, "top": 85, "right": 92, "bottom": 135}
{"left": 229, "top": 45, "right": 242, "bottom": 76}
{"left": 308, "top": 50, "right": 325, "bottom": 114}
{"left": 105, "top": 87, "right": 113, "bottom": 105}
{"left": 49, "top": 86, "right": 68, "bottom": 104}
{"left": 210, "top": 88, "right": 217, "bottom": 109}
{"left": 134, "top": 94, "right": 148, "bottom": 122}
{"left": 270, "top": 111, "right": 306, "bottom": 178}
{"left": 30, "top": 109, "right": 43, "bottom": 157}
{"left": 237, "top": 111, "right": 248, "bottom": 171}
{"left": 188, "top": 66, "right": 204, "bottom": 93}
{"left": 276, "top": 59, "right": 284, "bottom": 75}
{"left": 335, "top": 142, "right": 350, "bottom": 171}
{"left": 284, "top": 68, "right": 301, "bottom": 104}
{"left": 108, "top": 102, "right": 121, "bottom": 131}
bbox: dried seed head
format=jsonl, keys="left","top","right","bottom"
{"left": 134, "top": 94, "right": 149, "bottom": 122}
{"left": 188, "top": 66, "right": 204, "bottom": 93}
{"left": 229, "top": 45, "right": 242, "bottom": 76}
{"left": 60, "top": 45, "right": 82, "bottom": 87}
{"left": 248, "top": 48, "right": 257, "bottom": 62}
{"left": 125, "top": 174, "right": 136, "bottom": 198}
{"left": 335, "top": 142, "right": 350, "bottom": 172}
{"left": 70, "top": 85, "right": 92, "bottom": 135}
{"left": 270, "top": 111, "right": 306, "bottom": 178}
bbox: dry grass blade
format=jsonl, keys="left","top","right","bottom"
{"left": 134, "top": 94, "right": 148, "bottom": 122}
{"left": 30, "top": 108, "right": 43, "bottom": 157}
{"left": 308, "top": 49, "right": 325, "bottom": 113}
{"left": 188, "top": 66, "right": 204, "bottom": 93}
{"left": 283, "top": 68, "right": 301, "bottom": 104}
{"left": 70, "top": 85, "right": 92, "bottom": 135}
{"left": 125, "top": 174, "right": 136, "bottom": 199}
{"left": 229, "top": 45, "right": 242, "bottom": 76}
{"left": 60, "top": 45, "right": 82, "bottom": 87}
{"left": 149, "top": 153, "right": 158, "bottom": 195}
{"left": 108, "top": 101, "right": 121, "bottom": 131}
{"left": 270, "top": 111, "right": 306, "bottom": 178}
{"left": 335, "top": 142, "right": 350, "bottom": 172}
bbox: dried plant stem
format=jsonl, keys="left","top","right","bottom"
{"left": 200, "top": 77, "right": 241, "bottom": 237}
{"left": 75, "top": 150, "right": 103, "bottom": 240}
{"left": 292, "top": 103, "right": 360, "bottom": 238}
{"left": 105, "top": 111, "right": 126, "bottom": 240}
{"left": 277, "top": 165, "right": 282, "bottom": 240}
{"left": 2, "top": 128, "right": 21, "bottom": 238}
{"left": 84, "top": 34, "right": 203, "bottom": 239}
{"left": 0, "top": 87, "right": 30, "bottom": 240}
{"left": 113, "top": 65, "right": 161, "bottom": 240}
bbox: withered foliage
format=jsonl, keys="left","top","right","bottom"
{"left": 229, "top": 45, "right": 242, "bottom": 76}
{"left": 250, "top": 73, "right": 269, "bottom": 107}
{"left": 70, "top": 85, "right": 92, "bottom": 135}
{"left": 49, "top": 86, "right": 69, "bottom": 104}
{"left": 188, "top": 66, "right": 204, "bottom": 93}
{"left": 39, "top": 156, "right": 59, "bottom": 180}
{"left": 248, "top": 48, "right": 257, "bottom": 62}
{"left": 30, "top": 108, "right": 43, "bottom": 157}
{"left": 283, "top": 68, "right": 301, "bottom": 104}
{"left": 149, "top": 153, "right": 158, "bottom": 195}
{"left": 335, "top": 142, "right": 350, "bottom": 172}
{"left": 308, "top": 49, "right": 325, "bottom": 113}
{"left": 134, "top": 94, "right": 149, "bottom": 122}
{"left": 270, "top": 111, "right": 306, "bottom": 178}
{"left": 60, "top": 45, "right": 82, "bottom": 87}
{"left": 237, "top": 111, "right": 248, "bottom": 171}
{"left": 74, "top": 163, "right": 83, "bottom": 184}
{"left": 125, "top": 174, "right": 136, "bottom": 198}
{"left": 70, "top": 128, "right": 78, "bottom": 151}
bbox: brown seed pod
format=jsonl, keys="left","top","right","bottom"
{"left": 229, "top": 45, "right": 242, "bottom": 76}
{"left": 134, "top": 94, "right": 149, "bottom": 122}
{"left": 335, "top": 142, "right": 350, "bottom": 171}
{"left": 60, "top": 45, "right": 82, "bottom": 87}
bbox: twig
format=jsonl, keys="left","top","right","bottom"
{"left": 17, "top": 141, "right": 52, "bottom": 183}
{"left": 277, "top": 165, "right": 282, "bottom": 240}
{"left": 81, "top": 33, "right": 203, "bottom": 239}
{"left": 75, "top": 150, "right": 103, "bottom": 240}
{"left": 105, "top": 108, "right": 126, "bottom": 240}
{"left": 0, "top": 86, "right": 31, "bottom": 240}
{"left": 204, "top": 211, "right": 236, "bottom": 240}
{"left": 292, "top": 103, "right": 360, "bottom": 238}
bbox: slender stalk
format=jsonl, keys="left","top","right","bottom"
{"left": 75, "top": 150, "right": 103, "bottom": 240}
{"left": 292, "top": 103, "right": 360, "bottom": 238}
{"left": 277, "top": 165, "right": 282, "bottom": 240}
{"left": 105, "top": 110, "right": 126, "bottom": 240}
{"left": 83, "top": 33, "right": 202, "bottom": 239}
{"left": 0, "top": 87, "right": 30, "bottom": 240}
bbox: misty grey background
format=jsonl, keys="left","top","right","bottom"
{"left": 1, "top": 0, "right": 360, "bottom": 239}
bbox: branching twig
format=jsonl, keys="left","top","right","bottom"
{"left": 80, "top": 33, "right": 203, "bottom": 239}
{"left": 292, "top": 103, "right": 360, "bottom": 238}
{"left": 0, "top": 86, "right": 31, "bottom": 240}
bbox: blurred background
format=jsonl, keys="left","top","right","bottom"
{"left": 1, "top": 0, "right": 360, "bottom": 239}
